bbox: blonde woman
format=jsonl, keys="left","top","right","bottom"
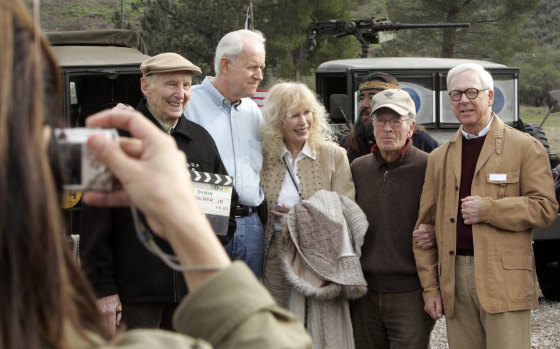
{"left": 260, "top": 82, "right": 356, "bottom": 307}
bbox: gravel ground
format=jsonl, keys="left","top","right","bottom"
{"left": 429, "top": 294, "right": 560, "bottom": 349}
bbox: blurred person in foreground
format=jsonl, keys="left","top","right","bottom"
{"left": 413, "top": 63, "right": 558, "bottom": 349}
{"left": 0, "top": 1, "right": 311, "bottom": 348}
{"left": 350, "top": 89, "right": 435, "bottom": 349}
{"left": 260, "top": 82, "right": 367, "bottom": 349}
{"left": 339, "top": 72, "right": 438, "bottom": 163}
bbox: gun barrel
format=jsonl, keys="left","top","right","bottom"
{"left": 368, "top": 22, "right": 469, "bottom": 31}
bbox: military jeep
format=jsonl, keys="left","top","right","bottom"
{"left": 316, "top": 57, "right": 560, "bottom": 301}
{"left": 47, "top": 29, "right": 150, "bottom": 234}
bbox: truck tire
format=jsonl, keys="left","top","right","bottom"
{"left": 523, "top": 122, "right": 551, "bottom": 152}
{"left": 533, "top": 240, "right": 560, "bottom": 301}
{"left": 522, "top": 122, "right": 560, "bottom": 169}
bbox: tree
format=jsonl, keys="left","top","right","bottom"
{"left": 24, "top": 0, "right": 121, "bottom": 31}
{"left": 514, "top": 50, "right": 560, "bottom": 106}
{"left": 255, "top": 0, "right": 360, "bottom": 82}
{"left": 522, "top": 0, "right": 560, "bottom": 50}
{"left": 129, "top": 0, "right": 249, "bottom": 79}
{"left": 515, "top": 0, "right": 560, "bottom": 106}
{"left": 132, "top": 0, "right": 359, "bottom": 83}
{"left": 372, "top": 0, "right": 539, "bottom": 64}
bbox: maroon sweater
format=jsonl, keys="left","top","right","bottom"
{"left": 456, "top": 135, "right": 486, "bottom": 255}
{"left": 351, "top": 144, "right": 428, "bottom": 292}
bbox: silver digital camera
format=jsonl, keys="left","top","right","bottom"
{"left": 54, "top": 128, "right": 119, "bottom": 192}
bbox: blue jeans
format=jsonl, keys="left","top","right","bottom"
{"left": 225, "top": 212, "right": 264, "bottom": 279}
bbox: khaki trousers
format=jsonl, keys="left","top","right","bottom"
{"left": 446, "top": 256, "right": 531, "bottom": 349}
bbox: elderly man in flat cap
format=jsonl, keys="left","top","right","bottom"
{"left": 349, "top": 89, "right": 435, "bottom": 349}
{"left": 80, "top": 53, "right": 236, "bottom": 332}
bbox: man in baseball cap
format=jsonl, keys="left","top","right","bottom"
{"left": 339, "top": 73, "right": 438, "bottom": 164}
{"left": 80, "top": 52, "right": 238, "bottom": 332}
{"left": 370, "top": 88, "right": 416, "bottom": 161}
{"left": 349, "top": 88, "right": 435, "bottom": 348}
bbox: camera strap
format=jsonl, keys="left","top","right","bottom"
{"left": 130, "top": 203, "right": 224, "bottom": 272}
{"left": 282, "top": 156, "right": 302, "bottom": 198}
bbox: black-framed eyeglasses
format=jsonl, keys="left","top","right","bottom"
{"left": 373, "top": 117, "right": 412, "bottom": 129}
{"left": 448, "top": 88, "right": 488, "bottom": 101}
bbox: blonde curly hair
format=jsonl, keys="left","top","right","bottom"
{"left": 261, "top": 82, "right": 334, "bottom": 162}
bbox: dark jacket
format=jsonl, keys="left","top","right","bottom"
{"left": 80, "top": 99, "right": 237, "bottom": 303}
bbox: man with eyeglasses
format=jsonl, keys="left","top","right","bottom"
{"left": 413, "top": 63, "right": 558, "bottom": 349}
{"left": 350, "top": 89, "right": 435, "bottom": 349}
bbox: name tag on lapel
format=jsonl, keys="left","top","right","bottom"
{"left": 489, "top": 173, "right": 507, "bottom": 182}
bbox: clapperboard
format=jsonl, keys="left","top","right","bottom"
{"left": 190, "top": 170, "right": 233, "bottom": 237}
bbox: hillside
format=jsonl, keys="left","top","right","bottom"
{"left": 26, "top": 0, "right": 123, "bottom": 31}
{"left": 522, "top": 0, "right": 560, "bottom": 50}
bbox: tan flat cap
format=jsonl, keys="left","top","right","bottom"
{"left": 141, "top": 52, "right": 202, "bottom": 77}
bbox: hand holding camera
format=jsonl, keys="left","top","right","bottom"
{"left": 81, "top": 108, "right": 192, "bottom": 238}
{"left": 54, "top": 127, "right": 119, "bottom": 192}
{"left": 81, "top": 108, "right": 230, "bottom": 289}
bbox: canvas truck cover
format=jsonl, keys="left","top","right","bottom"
{"left": 46, "top": 29, "right": 150, "bottom": 68}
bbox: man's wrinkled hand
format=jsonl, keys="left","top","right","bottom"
{"left": 424, "top": 295, "right": 443, "bottom": 320}
{"left": 96, "top": 294, "right": 122, "bottom": 334}
{"left": 461, "top": 196, "right": 482, "bottom": 225}
{"left": 413, "top": 223, "right": 436, "bottom": 249}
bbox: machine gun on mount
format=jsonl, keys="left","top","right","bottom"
{"left": 308, "top": 18, "right": 470, "bottom": 58}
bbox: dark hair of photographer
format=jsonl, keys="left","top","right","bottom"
{"left": 0, "top": 1, "right": 112, "bottom": 348}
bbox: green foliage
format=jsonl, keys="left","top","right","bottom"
{"left": 130, "top": 0, "right": 252, "bottom": 80}
{"left": 350, "top": 0, "right": 387, "bottom": 18}
{"left": 373, "top": 0, "right": 539, "bottom": 64}
{"left": 514, "top": 49, "right": 560, "bottom": 106}
{"left": 24, "top": 0, "right": 129, "bottom": 31}
{"left": 522, "top": 0, "right": 560, "bottom": 50}
{"left": 515, "top": 0, "right": 560, "bottom": 106}
{"left": 27, "top": 0, "right": 560, "bottom": 101}
{"left": 256, "top": 0, "right": 360, "bottom": 82}
{"left": 132, "top": 0, "right": 359, "bottom": 83}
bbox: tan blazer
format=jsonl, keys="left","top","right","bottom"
{"left": 260, "top": 142, "right": 355, "bottom": 263}
{"left": 413, "top": 116, "right": 558, "bottom": 317}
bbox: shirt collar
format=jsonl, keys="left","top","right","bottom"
{"left": 202, "top": 76, "right": 243, "bottom": 109}
{"left": 372, "top": 137, "right": 411, "bottom": 164}
{"left": 280, "top": 142, "right": 316, "bottom": 162}
{"left": 461, "top": 113, "right": 495, "bottom": 139}
{"left": 147, "top": 104, "right": 176, "bottom": 134}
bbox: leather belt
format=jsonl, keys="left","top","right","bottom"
{"left": 234, "top": 205, "right": 258, "bottom": 217}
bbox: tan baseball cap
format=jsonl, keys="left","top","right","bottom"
{"left": 140, "top": 52, "right": 202, "bottom": 77}
{"left": 371, "top": 89, "right": 416, "bottom": 117}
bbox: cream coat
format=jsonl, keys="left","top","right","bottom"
{"left": 261, "top": 142, "right": 356, "bottom": 264}
{"left": 413, "top": 116, "right": 558, "bottom": 317}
